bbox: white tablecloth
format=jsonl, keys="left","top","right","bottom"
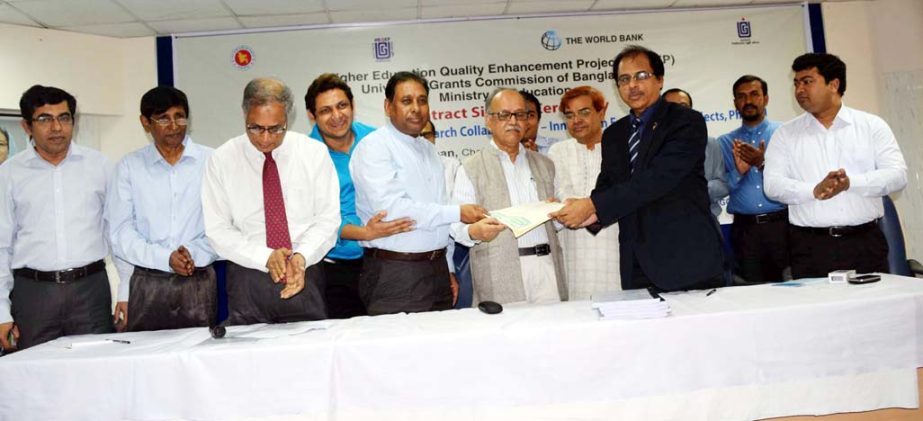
{"left": 1, "top": 275, "right": 922, "bottom": 421}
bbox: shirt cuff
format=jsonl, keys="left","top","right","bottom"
{"left": 155, "top": 247, "right": 173, "bottom": 273}
{"left": 0, "top": 299, "right": 10, "bottom": 324}
{"left": 443, "top": 205, "right": 461, "bottom": 225}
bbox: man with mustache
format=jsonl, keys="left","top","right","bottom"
{"left": 350, "top": 72, "right": 500, "bottom": 315}
{"left": 552, "top": 45, "right": 724, "bottom": 293}
{"left": 0, "top": 85, "right": 113, "bottom": 351}
{"left": 451, "top": 88, "right": 566, "bottom": 305}
{"left": 764, "top": 53, "right": 907, "bottom": 278}
{"left": 107, "top": 86, "right": 219, "bottom": 331}
{"left": 716, "top": 75, "right": 788, "bottom": 284}
{"left": 305, "top": 73, "right": 412, "bottom": 319}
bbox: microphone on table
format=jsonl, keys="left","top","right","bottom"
{"left": 209, "top": 319, "right": 227, "bottom": 339}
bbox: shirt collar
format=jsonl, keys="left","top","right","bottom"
{"left": 23, "top": 140, "right": 82, "bottom": 165}
{"left": 386, "top": 121, "right": 421, "bottom": 144}
{"left": 145, "top": 136, "right": 198, "bottom": 166}
{"left": 632, "top": 98, "right": 661, "bottom": 127}
{"left": 310, "top": 122, "right": 361, "bottom": 154}
{"left": 489, "top": 138, "right": 526, "bottom": 163}
{"left": 740, "top": 118, "right": 771, "bottom": 134}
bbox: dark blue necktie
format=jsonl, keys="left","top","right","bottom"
{"left": 628, "top": 118, "right": 642, "bottom": 173}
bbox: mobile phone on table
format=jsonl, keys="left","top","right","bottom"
{"left": 848, "top": 274, "right": 881, "bottom": 284}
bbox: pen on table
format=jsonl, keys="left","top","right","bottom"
{"left": 108, "top": 339, "right": 131, "bottom": 344}
{"left": 706, "top": 288, "right": 717, "bottom": 297}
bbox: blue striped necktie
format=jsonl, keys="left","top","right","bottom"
{"left": 628, "top": 118, "right": 642, "bottom": 173}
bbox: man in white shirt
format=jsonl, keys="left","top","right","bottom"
{"left": 0, "top": 85, "right": 113, "bottom": 350}
{"left": 350, "top": 71, "right": 499, "bottom": 315}
{"left": 452, "top": 88, "right": 565, "bottom": 305}
{"left": 202, "top": 78, "right": 340, "bottom": 324}
{"left": 764, "top": 53, "right": 907, "bottom": 278}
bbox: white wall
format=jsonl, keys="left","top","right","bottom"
{"left": 0, "top": 23, "right": 157, "bottom": 296}
{"left": 825, "top": 0, "right": 923, "bottom": 260}
{"left": 0, "top": 23, "right": 155, "bottom": 160}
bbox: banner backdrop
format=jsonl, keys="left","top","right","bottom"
{"left": 174, "top": 4, "right": 807, "bottom": 158}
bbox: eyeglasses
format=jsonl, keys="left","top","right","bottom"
{"left": 246, "top": 124, "right": 287, "bottom": 136}
{"left": 563, "top": 108, "right": 595, "bottom": 121}
{"left": 616, "top": 71, "right": 654, "bottom": 87}
{"left": 151, "top": 117, "right": 188, "bottom": 127}
{"left": 489, "top": 111, "right": 528, "bottom": 121}
{"left": 32, "top": 113, "right": 73, "bottom": 126}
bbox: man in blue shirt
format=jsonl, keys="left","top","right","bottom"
{"left": 107, "top": 86, "right": 219, "bottom": 331}
{"left": 305, "top": 73, "right": 413, "bottom": 318}
{"left": 718, "top": 75, "right": 788, "bottom": 284}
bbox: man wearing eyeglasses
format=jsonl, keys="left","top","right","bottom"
{"left": 552, "top": 45, "right": 725, "bottom": 293}
{"left": 350, "top": 72, "right": 499, "bottom": 315}
{"left": 304, "top": 73, "right": 412, "bottom": 319}
{"left": 764, "top": 53, "right": 906, "bottom": 278}
{"left": 202, "top": 78, "right": 340, "bottom": 324}
{"left": 105, "top": 86, "right": 219, "bottom": 332}
{"left": 451, "top": 88, "right": 565, "bottom": 305}
{"left": 0, "top": 85, "right": 113, "bottom": 351}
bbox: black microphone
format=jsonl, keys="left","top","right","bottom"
{"left": 209, "top": 319, "right": 227, "bottom": 339}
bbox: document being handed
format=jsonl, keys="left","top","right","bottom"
{"left": 489, "top": 201, "right": 564, "bottom": 238}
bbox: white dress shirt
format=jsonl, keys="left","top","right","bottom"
{"left": 202, "top": 131, "right": 340, "bottom": 272}
{"left": 548, "top": 138, "right": 621, "bottom": 300}
{"left": 764, "top": 105, "right": 907, "bottom": 227}
{"left": 350, "top": 123, "right": 459, "bottom": 253}
{"left": 106, "top": 137, "right": 218, "bottom": 301}
{"left": 0, "top": 143, "right": 111, "bottom": 323}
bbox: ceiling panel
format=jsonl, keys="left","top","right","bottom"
{"left": 506, "top": 0, "right": 595, "bottom": 14}
{"left": 117, "top": 0, "right": 230, "bottom": 21}
{"left": 222, "top": 0, "right": 324, "bottom": 16}
{"left": 0, "top": 3, "right": 41, "bottom": 26}
{"left": 238, "top": 12, "right": 329, "bottom": 29}
{"left": 421, "top": 3, "right": 508, "bottom": 19}
{"left": 61, "top": 21, "right": 154, "bottom": 37}
{"left": 590, "top": 0, "right": 676, "bottom": 10}
{"left": 330, "top": 8, "right": 418, "bottom": 23}
{"left": 327, "top": 0, "right": 417, "bottom": 11}
{"left": 146, "top": 16, "right": 241, "bottom": 34}
{"left": 11, "top": 0, "right": 135, "bottom": 26}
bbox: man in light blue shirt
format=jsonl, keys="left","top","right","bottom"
{"left": 0, "top": 85, "right": 113, "bottom": 351}
{"left": 107, "top": 86, "right": 219, "bottom": 331}
{"left": 350, "top": 71, "right": 499, "bottom": 315}
{"left": 305, "top": 73, "right": 411, "bottom": 319}
{"left": 717, "top": 75, "right": 788, "bottom": 284}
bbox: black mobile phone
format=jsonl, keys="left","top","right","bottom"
{"left": 848, "top": 274, "right": 881, "bottom": 284}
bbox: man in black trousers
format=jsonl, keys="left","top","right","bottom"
{"left": 552, "top": 45, "right": 724, "bottom": 292}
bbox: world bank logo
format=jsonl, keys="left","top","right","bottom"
{"left": 374, "top": 37, "right": 393, "bottom": 61}
{"left": 541, "top": 30, "right": 562, "bottom": 51}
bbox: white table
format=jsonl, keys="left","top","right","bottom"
{"left": 1, "top": 275, "right": 922, "bottom": 421}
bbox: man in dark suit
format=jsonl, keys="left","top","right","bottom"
{"left": 552, "top": 45, "right": 724, "bottom": 292}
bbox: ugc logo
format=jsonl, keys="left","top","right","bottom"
{"left": 541, "top": 30, "right": 562, "bottom": 51}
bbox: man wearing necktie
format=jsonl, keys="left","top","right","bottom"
{"left": 202, "top": 78, "right": 340, "bottom": 324}
{"left": 552, "top": 45, "right": 724, "bottom": 292}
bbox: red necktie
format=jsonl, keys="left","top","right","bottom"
{"left": 263, "top": 152, "right": 292, "bottom": 250}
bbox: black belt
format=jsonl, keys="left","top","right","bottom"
{"left": 518, "top": 243, "right": 551, "bottom": 257}
{"left": 14, "top": 260, "right": 105, "bottom": 284}
{"left": 133, "top": 265, "right": 211, "bottom": 276}
{"left": 793, "top": 220, "right": 878, "bottom": 238}
{"left": 734, "top": 209, "right": 788, "bottom": 225}
{"left": 365, "top": 248, "right": 446, "bottom": 262}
